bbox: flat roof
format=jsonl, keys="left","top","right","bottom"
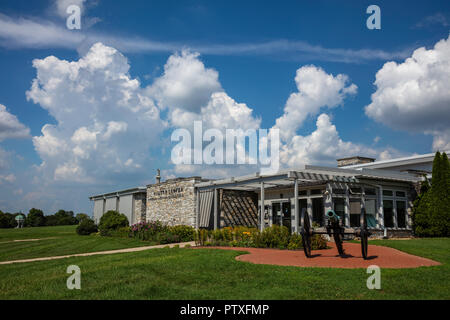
{"left": 336, "top": 156, "right": 376, "bottom": 161}
{"left": 194, "top": 165, "right": 420, "bottom": 191}
{"left": 89, "top": 187, "right": 146, "bottom": 200}
{"left": 146, "top": 176, "right": 208, "bottom": 187}
{"left": 342, "top": 151, "right": 449, "bottom": 169}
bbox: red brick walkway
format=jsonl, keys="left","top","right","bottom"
{"left": 199, "top": 242, "right": 440, "bottom": 269}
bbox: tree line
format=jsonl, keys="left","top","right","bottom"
{"left": 0, "top": 208, "right": 90, "bottom": 228}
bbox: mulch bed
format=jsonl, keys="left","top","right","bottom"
{"left": 196, "top": 242, "right": 440, "bottom": 269}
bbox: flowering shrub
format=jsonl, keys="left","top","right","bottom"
{"left": 128, "top": 221, "right": 194, "bottom": 244}
{"left": 195, "top": 225, "right": 328, "bottom": 250}
{"left": 130, "top": 221, "right": 169, "bottom": 241}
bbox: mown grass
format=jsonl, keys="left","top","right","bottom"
{"left": 0, "top": 226, "right": 157, "bottom": 262}
{"left": 0, "top": 230, "right": 448, "bottom": 299}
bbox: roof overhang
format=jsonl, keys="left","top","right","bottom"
{"left": 89, "top": 187, "right": 146, "bottom": 201}
{"left": 194, "top": 165, "right": 420, "bottom": 191}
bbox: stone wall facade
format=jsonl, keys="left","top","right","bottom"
{"left": 146, "top": 178, "right": 202, "bottom": 227}
{"left": 134, "top": 193, "right": 147, "bottom": 224}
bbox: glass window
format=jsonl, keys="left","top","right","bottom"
{"left": 383, "top": 200, "right": 394, "bottom": 228}
{"left": 350, "top": 199, "right": 361, "bottom": 227}
{"left": 365, "top": 188, "right": 376, "bottom": 196}
{"left": 312, "top": 198, "right": 324, "bottom": 226}
{"left": 333, "top": 188, "right": 346, "bottom": 195}
{"left": 350, "top": 187, "right": 362, "bottom": 194}
{"left": 365, "top": 199, "right": 377, "bottom": 228}
{"left": 396, "top": 191, "right": 406, "bottom": 198}
{"left": 397, "top": 201, "right": 407, "bottom": 228}
{"left": 298, "top": 190, "right": 307, "bottom": 196}
{"left": 310, "top": 189, "right": 323, "bottom": 195}
{"left": 333, "top": 198, "right": 345, "bottom": 221}
{"left": 383, "top": 190, "right": 393, "bottom": 197}
{"left": 298, "top": 199, "right": 308, "bottom": 228}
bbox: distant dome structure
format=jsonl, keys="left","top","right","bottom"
{"left": 15, "top": 213, "right": 25, "bottom": 228}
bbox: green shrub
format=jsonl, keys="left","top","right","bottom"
{"left": 287, "top": 233, "right": 303, "bottom": 250}
{"left": 169, "top": 225, "right": 195, "bottom": 242}
{"left": 311, "top": 234, "right": 328, "bottom": 249}
{"left": 184, "top": 244, "right": 191, "bottom": 248}
{"left": 194, "top": 229, "right": 209, "bottom": 246}
{"left": 260, "top": 225, "right": 290, "bottom": 249}
{"left": 109, "top": 226, "right": 131, "bottom": 238}
{"left": 158, "top": 232, "right": 180, "bottom": 244}
{"left": 98, "top": 210, "right": 129, "bottom": 236}
{"left": 76, "top": 218, "right": 98, "bottom": 235}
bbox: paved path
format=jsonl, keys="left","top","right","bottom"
{"left": 0, "top": 241, "right": 196, "bottom": 265}
{"left": 0, "top": 237, "right": 58, "bottom": 244}
{"left": 198, "top": 242, "right": 441, "bottom": 269}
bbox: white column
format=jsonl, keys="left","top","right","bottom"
{"left": 214, "top": 188, "right": 218, "bottom": 230}
{"left": 345, "top": 184, "right": 350, "bottom": 228}
{"left": 260, "top": 182, "right": 265, "bottom": 232}
{"left": 195, "top": 188, "right": 200, "bottom": 230}
{"left": 307, "top": 189, "right": 313, "bottom": 224}
{"left": 294, "top": 179, "right": 299, "bottom": 234}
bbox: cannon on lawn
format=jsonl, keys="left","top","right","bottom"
{"left": 300, "top": 207, "right": 370, "bottom": 259}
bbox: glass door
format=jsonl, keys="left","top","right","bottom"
{"left": 271, "top": 202, "right": 291, "bottom": 232}
{"left": 282, "top": 202, "right": 291, "bottom": 231}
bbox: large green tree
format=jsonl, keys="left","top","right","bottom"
{"left": 414, "top": 152, "right": 450, "bottom": 237}
{"left": 26, "top": 208, "right": 46, "bottom": 227}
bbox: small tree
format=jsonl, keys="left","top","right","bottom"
{"left": 76, "top": 213, "right": 90, "bottom": 223}
{"left": 26, "top": 208, "right": 46, "bottom": 227}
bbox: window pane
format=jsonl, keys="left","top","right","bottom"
{"left": 350, "top": 199, "right": 361, "bottom": 227}
{"left": 298, "top": 190, "right": 307, "bottom": 196}
{"left": 297, "top": 199, "right": 307, "bottom": 227}
{"left": 350, "top": 187, "right": 362, "bottom": 194}
{"left": 365, "top": 188, "right": 376, "bottom": 196}
{"left": 312, "top": 198, "right": 324, "bottom": 226}
{"left": 333, "top": 198, "right": 345, "bottom": 221}
{"left": 397, "top": 201, "right": 407, "bottom": 228}
{"left": 311, "top": 189, "right": 323, "bottom": 195}
{"left": 333, "top": 188, "right": 346, "bottom": 195}
{"left": 383, "top": 200, "right": 394, "bottom": 227}
{"left": 366, "top": 199, "right": 377, "bottom": 228}
{"left": 383, "top": 190, "right": 393, "bottom": 197}
{"left": 396, "top": 191, "right": 406, "bottom": 198}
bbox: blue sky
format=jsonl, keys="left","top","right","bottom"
{"left": 0, "top": 0, "right": 449, "bottom": 215}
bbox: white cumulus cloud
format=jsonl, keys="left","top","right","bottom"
{"left": 280, "top": 113, "right": 403, "bottom": 167}
{"left": 365, "top": 35, "right": 450, "bottom": 151}
{"left": 274, "top": 65, "right": 357, "bottom": 141}
{"left": 0, "top": 104, "right": 30, "bottom": 141}
{"left": 26, "top": 42, "right": 166, "bottom": 183}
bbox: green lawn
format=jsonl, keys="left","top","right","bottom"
{"left": 0, "top": 226, "right": 157, "bottom": 262}
{"left": 0, "top": 226, "right": 448, "bottom": 299}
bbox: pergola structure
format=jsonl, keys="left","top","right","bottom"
{"left": 194, "top": 165, "right": 420, "bottom": 233}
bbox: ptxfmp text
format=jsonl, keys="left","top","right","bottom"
{"left": 180, "top": 304, "right": 270, "bottom": 317}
